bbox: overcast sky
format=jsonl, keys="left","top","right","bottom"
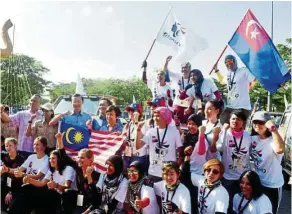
{"left": 0, "top": 1, "right": 291, "bottom": 84}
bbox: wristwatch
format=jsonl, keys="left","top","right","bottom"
{"left": 269, "top": 125, "right": 277, "bottom": 132}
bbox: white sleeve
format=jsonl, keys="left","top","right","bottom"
{"left": 44, "top": 170, "right": 52, "bottom": 181}
{"left": 215, "top": 189, "right": 229, "bottom": 213}
{"left": 64, "top": 166, "right": 76, "bottom": 182}
{"left": 9, "top": 112, "right": 21, "bottom": 125}
{"left": 257, "top": 195, "right": 273, "bottom": 213}
{"left": 245, "top": 68, "right": 255, "bottom": 83}
{"left": 216, "top": 129, "right": 227, "bottom": 152}
{"left": 39, "top": 163, "right": 49, "bottom": 175}
{"left": 141, "top": 130, "right": 151, "bottom": 147}
{"left": 186, "top": 87, "right": 195, "bottom": 97}
{"left": 207, "top": 78, "right": 218, "bottom": 93}
{"left": 175, "top": 129, "right": 183, "bottom": 148}
{"left": 190, "top": 173, "right": 204, "bottom": 187}
{"left": 21, "top": 155, "right": 31, "bottom": 170}
{"left": 115, "top": 178, "right": 129, "bottom": 203}
{"left": 179, "top": 186, "right": 192, "bottom": 214}
{"left": 96, "top": 175, "right": 104, "bottom": 190}
{"left": 233, "top": 194, "right": 239, "bottom": 212}
{"left": 153, "top": 181, "right": 163, "bottom": 197}
{"left": 141, "top": 185, "right": 159, "bottom": 213}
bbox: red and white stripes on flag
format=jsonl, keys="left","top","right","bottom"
{"left": 64, "top": 130, "right": 125, "bottom": 173}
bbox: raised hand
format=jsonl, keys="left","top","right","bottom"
{"left": 213, "top": 126, "right": 221, "bottom": 136}
{"left": 184, "top": 146, "right": 193, "bottom": 156}
{"left": 86, "top": 120, "right": 92, "bottom": 129}
{"left": 166, "top": 56, "right": 172, "bottom": 62}
{"left": 198, "top": 126, "right": 206, "bottom": 134}
{"left": 134, "top": 196, "right": 143, "bottom": 210}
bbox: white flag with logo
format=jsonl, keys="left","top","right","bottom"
{"left": 75, "top": 73, "right": 87, "bottom": 95}
{"left": 156, "top": 11, "right": 208, "bottom": 61}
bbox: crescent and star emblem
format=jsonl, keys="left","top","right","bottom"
{"left": 245, "top": 19, "right": 262, "bottom": 40}
{"left": 65, "top": 127, "right": 75, "bottom": 144}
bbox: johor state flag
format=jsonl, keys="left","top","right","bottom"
{"left": 156, "top": 11, "right": 208, "bottom": 61}
{"left": 228, "top": 9, "right": 291, "bottom": 93}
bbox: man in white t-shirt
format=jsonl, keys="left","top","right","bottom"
{"left": 136, "top": 107, "right": 183, "bottom": 182}
{"left": 218, "top": 55, "right": 257, "bottom": 125}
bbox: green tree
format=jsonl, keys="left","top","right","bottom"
{"left": 1, "top": 54, "right": 51, "bottom": 105}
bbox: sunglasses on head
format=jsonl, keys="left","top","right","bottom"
{"left": 253, "top": 120, "right": 265, "bottom": 125}
{"left": 127, "top": 169, "right": 139, "bottom": 175}
{"left": 205, "top": 168, "right": 220, "bottom": 175}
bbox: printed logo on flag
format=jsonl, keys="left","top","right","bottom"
{"left": 171, "top": 22, "right": 186, "bottom": 37}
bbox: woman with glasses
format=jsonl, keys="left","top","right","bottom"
{"left": 124, "top": 161, "right": 159, "bottom": 214}
{"left": 250, "top": 111, "right": 285, "bottom": 214}
{"left": 154, "top": 162, "right": 191, "bottom": 214}
{"left": 181, "top": 154, "right": 229, "bottom": 214}
{"left": 26, "top": 103, "right": 58, "bottom": 152}
{"left": 91, "top": 155, "right": 128, "bottom": 214}
{"left": 233, "top": 170, "right": 272, "bottom": 214}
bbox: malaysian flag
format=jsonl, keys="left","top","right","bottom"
{"left": 61, "top": 122, "right": 124, "bottom": 173}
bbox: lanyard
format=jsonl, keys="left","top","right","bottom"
{"left": 157, "top": 125, "right": 168, "bottom": 148}
{"left": 204, "top": 121, "right": 219, "bottom": 145}
{"left": 238, "top": 195, "right": 252, "bottom": 214}
{"left": 166, "top": 184, "right": 178, "bottom": 202}
{"left": 128, "top": 122, "right": 135, "bottom": 142}
{"left": 199, "top": 186, "right": 216, "bottom": 213}
{"left": 228, "top": 70, "right": 236, "bottom": 91}
{"left": 181, "top": 77, "right": 189, "bottom": 90}
{"left": 233, "top": 135, "right": 244, "bottom": 153}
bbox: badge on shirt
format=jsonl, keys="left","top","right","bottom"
{"left": 233, "top": 158, "right": 243, "bottom": 168}
{"left": 7, "top": 177, "right": 12, "bottom": 187}
{"left": 77, "top": 194, "right": 84, "bottom": 206}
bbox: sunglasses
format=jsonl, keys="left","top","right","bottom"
{"left": 205, "top": 168, "right": 220, "bottom": 175}
{"left": 127, "top": 169, "right": 139, "bottom": 175}
{"left": 253, "top": 120, "right": 265, "bottom": 125}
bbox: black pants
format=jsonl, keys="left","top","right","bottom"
{"left": 222, "top": 178, "right": 240, "bottom": 214}
{"left": 220, "top": 107, "right": 251, "bottom": 125}
{"left": 262, "top": 186, "right": 282, "bottom": 214}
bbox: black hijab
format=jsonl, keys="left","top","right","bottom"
{"left": 187, "top": 69, "right": 204, "bottom": 101}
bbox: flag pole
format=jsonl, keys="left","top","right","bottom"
{"left": 209, "top": 45, "right": 228, "bottom": 75}
{"left": 267, "top": 1, "right": 273, "bottom": 112}
{"left": 141, "top": 6, "right": 173, "bottom": 64}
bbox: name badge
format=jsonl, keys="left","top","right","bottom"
{"left": 7, "top": 177, "right": 12, "bottom": 187}
{"left": 77, "top": 194, "right": 84, "bottom": 206}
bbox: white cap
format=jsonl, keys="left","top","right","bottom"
{"left": 40, "top": 103, "right": 54, "bottom": 111}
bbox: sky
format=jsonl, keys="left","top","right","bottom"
{"left": 0, "top": 1, "right": 291, "bottom": 85}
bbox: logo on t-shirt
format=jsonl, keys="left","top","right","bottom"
{"left": 251, "top": 141, "right": 266, "bottom": 173}
{"left": 228, "top": 140, "right": 248, "bottom": 169}
{"left": 198, "top": 186, "right": 208, "bottom": 213}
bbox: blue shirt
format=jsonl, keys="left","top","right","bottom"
{"left": 61, "top": 111, "right": 91, "bottom": 128}
{"left": 92, "top": 115, "right": 107, "bottom": 131}
{"left": 100, "top": 120, "right": 123, "bottom": 132}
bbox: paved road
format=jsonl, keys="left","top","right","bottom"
{"left": 278, "top": 188, "right": 291, "bottom": 214}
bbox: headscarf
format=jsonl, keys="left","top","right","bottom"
{"left": 154, "top": 107, "right": 172, "bottom": 125}
{"left": 225, "top": 55, "right": 238, "bottom": 71}
{"left": 101, "top": 155, "right": 124, "bottom": 208}
{"left": 125, "top": 161, "right": 149, "bottom": 212}
{"left": 188, "top": 69, "right": 204, "bottom": 101}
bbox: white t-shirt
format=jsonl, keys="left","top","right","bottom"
{"left": 96, "top": 176, "right": 128, "bottom": 209}
{"left": 251, "top": 135, "right": 284, "bottom": 188}
{"left": 190, "top": 138, "right": 209, "bottom": 175}
{"left": 191, "top": 173, "right": 229, "bottom": 214}
{"left": 142, "top": 126, "right": 182, "bottom": 177}
{"left": 217, "top": 130, "right": 251, "bottom": 180}
{"left": 154, "top": 180, "right": 191, "bottom": 214}
{"left": 186, "top": 78, "right": 218, "bottom": 101}
{"left": 225, "top": 67, "right": 255, "bottom": 110}
{"left": 21, "top": 154, "right": 49, "bottom": 176}
{"left": 44, "top": 165, "right": 77, "bottom": 191}
{"left": 173, "top": 77, "right": 190, "bottom": 106}
{"left": 138, "top": 185, "right": 160, "bottom": 214}
{"left": 124, "top": 122, "right": 147, "bottom": 157}
{"left": 233, "top": 193, "right": 272, "bottom": 214}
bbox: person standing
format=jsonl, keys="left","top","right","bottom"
{"left": 1, "top": 95, "right": 43, "bottom": 152}
{"left": 218, "top": 55, "right": 257, "bottom": 125}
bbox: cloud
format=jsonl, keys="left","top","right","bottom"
{"left": 80, "top": 5, "right": 92, "bottom": 17}
{"left": 104, "top": 6, "right": 113, "bottom": 13}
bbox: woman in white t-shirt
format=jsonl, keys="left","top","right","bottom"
{"left": 22, "top": 150, "right": 77, "bottom": 214}
{"left": 91, "top": 155, "right": 128, "bottom": 214}
{"left": 154, "top": 162, "right": 192, "bottom": 214}
{"left": 124, "top": 161, "right": 159, "bottom": 214}
{"left": 8, "top": 136, "right": 50, "bottom": 214}
{"left": 184, "top": 69, "right": 221, "bottom": 116}
{"left": 233, "top": 170, "right": 272, "bottom": 214}
{"left": 181, "top": 156, "right": 229, "bottom": 214}
{"left": 250, "top": 111, "right": 285, "bottom": 214}
{"left": 123, "top": 103, "right": 148, "bottom": 175}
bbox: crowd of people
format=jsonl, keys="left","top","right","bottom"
{"left": 0, "top": 54, "right": 286, "bottom": 214}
